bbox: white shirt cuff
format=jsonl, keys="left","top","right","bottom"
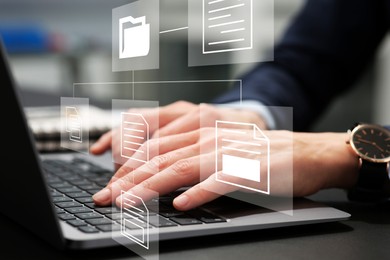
{"left": 216, "top": 100, "right": 276, "bottom": 130}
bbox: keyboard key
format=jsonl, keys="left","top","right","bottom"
{"left": 123, "top": 219, "right": 150, "bottom": 229}
{"left": 84, "top": 203, "right": 96, "bottom": 208}
{"left": 106, "top": 213, "right": 122, "bottom": 220}
{"left": 52, "top": 196, "right": 73, "bottom": 203}
{"left": 71, "top": 180, "right": 93, "bottom": 186}
{"left": 94, "top": 207, "right": 120, "bottom": 215}
{"left": 61, "top": 175, "right": 83, "bottom": 182}
{"left": 85, "top": 218, "right": 113, "bottom": 226}
{"left": 95, "top": 181, "right": 109, "bottom": 187}
{"left": 46, "top": 176, "right": 62, "bottom": 184}
{"left": 67, "top": 219, "right": 87, "bottom": 227}
{"left": 97, "top": 224, "right": 121, "bottom": 232}
{"left": 78, "top": 226, "right": 99, "bottom": 233}
{"left": 75, "top": 212, "right": 104, "bottom": 220}
{"left": 55, "top": 206, "right": 64, "bottom": 214}
{"left": 187, "top": 209, "right": 226, "bottom": 224}
{"left": 79, "top": 173, "right": 100, "bottom": 179}
{"left": 50, "top": 182, "right": 72, "bottom": 189}
{"left": 58, "top": 213, "right": 76, "bottom": 220}
{"left": 78, "top": 184, "right": 101, "bottom": 190}
{"left": 67, "top": 192, "right": 92, "bottom": 198}
{"left": 50, "top": 191, "right": 63, "bottom": 197}
{"left": 75, "top": 197, "right": 94, "bottom": 203}
{"left": 149, "top": 216, "right": 178, "bottom": 228}
{"left": 66, "top": 207, "right": 93, "bottom": 214}
{"left": 57, "top": 187, "right": 83, "bottom": 193}
{"left": 87, "top": 189, "right": 102, "bottom": 194}
{"left": 56, "top": 201, "right": 82, "bottom": 208}
{"left": 170, "top": 215, "right": 203, "bottom": 225}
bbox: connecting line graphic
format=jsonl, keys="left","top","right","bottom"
{"left": 159, "top": 26, "right": 189, "bottom": 34}
{"left": 72, "top": 79, "right": 243, "bottom": 104}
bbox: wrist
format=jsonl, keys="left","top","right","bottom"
{"left": 322, "top": 133, "right": 360, "bottom": 190}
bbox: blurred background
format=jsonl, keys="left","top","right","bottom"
{"left": 1, "top": 0, "right": 389, "bottom": 132}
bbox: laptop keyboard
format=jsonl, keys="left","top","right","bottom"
{"left": 43, "top": 158, "right": 226, "bottom": 234}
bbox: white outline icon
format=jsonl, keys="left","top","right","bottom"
{"left": 120, "top": 112, "right": 149, "bottom": 162}
{"left": 202, "top": 0, "right": 253, "bottom": 54}
{"left": 65, "top": 106, "right": 82, "bottom": 143}
{"left": 120, "top": 191, "right": 150, "bottom": 250}
{"left": 119, "top": 15, "right": 150, "bottom": 59}
{"left": 216, "top": 121, "right": 270, "bottom": 194}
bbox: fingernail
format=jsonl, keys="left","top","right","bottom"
{"left": 90, "top": 143, "right": 98, "bottom": 150}
{"left": 93, "top": 188, "right": 111, "bottom": 203}
{"left": 174, "top": 195, "right": 189, "bottom": 208}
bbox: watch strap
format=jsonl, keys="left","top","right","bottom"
{"left": 348, "top": 161, "right": 389, "bottom": 202}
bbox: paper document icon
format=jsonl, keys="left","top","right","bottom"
{"left": 65, "top": 106, "right": 82, "bottom": 143}
{"left": 203, "top": 0, "right": 253, "bottom": 54}
{"left": 119, "top": 15, "right": 150, "bottom": 59}
{"left": 120, "top": 191, "right": 150, "bottom": 250}
{"left": 120, "top": 112, "right": 149, "bottom": 162}
{"left": 216, "top": 121, "right": 270, "bottom": 194}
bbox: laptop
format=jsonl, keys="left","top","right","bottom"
{"left": 0, "top": 39, "right": 350, "bottom": 252}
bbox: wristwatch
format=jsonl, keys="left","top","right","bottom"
{"left": 346, "top": 123, "right": 390, "bottom": 202}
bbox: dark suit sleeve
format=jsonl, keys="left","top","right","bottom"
{"left": 214, "top": 0, "right": 388, "bottom": 130}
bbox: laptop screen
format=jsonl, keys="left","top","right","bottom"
{"left": 0, "top": 39, "right": 65, "bottom": 249}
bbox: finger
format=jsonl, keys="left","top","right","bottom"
{"left": 114, "top": 153, "right": 215, "bottom": 208}
{"left": 154, "top": 103, "right": 222, "bottom": 138}
{"left": 154, "top": 108, "right": 201, "bottom": 138}
{"left": 93, "top": 131, "right": 201, "bottom": 205}
{"left": 109, "top": 130, "right": 199, "bottom": 183}
{"left": 158, "top": 101, "right": 197, "bottom": 128}
{"left": 173, "top": 172, "right": 239, "bottom": 211}
{"left": 90, "top": 130, "right": 113, "bottom": 154}
{"left": 93, "top": 147, "right": 200, "bottom": 206}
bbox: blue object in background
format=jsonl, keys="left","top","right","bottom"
{"left": 0, "top": 24, "right": 51, "bottom": 54}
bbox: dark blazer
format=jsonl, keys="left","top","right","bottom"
{"left": 214, "top": 0, "right": 390, "bottom": 130}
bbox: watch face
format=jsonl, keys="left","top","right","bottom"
{"left": 350, "top": 124, "right": 390, "bottom": 163}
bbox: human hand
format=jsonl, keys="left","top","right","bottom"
{"left": 90, "top": 101, "right": 267, "bottom": 166}
{"left": 92, "top": 129, "right": 359, "bottom": 211}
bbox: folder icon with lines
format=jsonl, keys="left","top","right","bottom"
{"left": 216, "top": 120, "right": 270, "bottom": 194}
{"left": 120, "top": 112, "right": 149, "bottom": 162}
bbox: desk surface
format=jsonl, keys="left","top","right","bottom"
{"left": 1, "top": 189, "right": 389, "bottom": 260}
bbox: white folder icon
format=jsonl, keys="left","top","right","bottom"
{"left": 119, "top": 15, "right": 150, "bottom": 59}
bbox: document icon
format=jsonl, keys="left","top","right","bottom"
{"left": 121, "top": 112, "right": 149, "bottom": 162}
{"left": 65, "top": 106, "right": 82, "bottom": 143}
{"left": 216, "top": 121, "right": 270, "bottom": 194}
{"left": 119, "top": 15, "right": 150, "bottom": 59}
{"left": 120, "top": 191, "right": 150, "bottom": 250}
{"left": 203, "top": 0, "right": 253, "bottom": 54}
